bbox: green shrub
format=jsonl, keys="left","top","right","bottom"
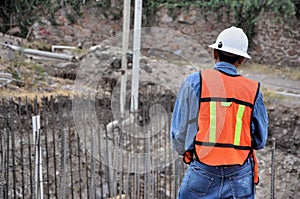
{"left": 142, "top": 0, "right": 297, "bottom": 42}
{"left": 0, "top": 0, "right": 88, "bottom": 37}
{"left": 0, "top": 0, "right": 297, "bottom": 41}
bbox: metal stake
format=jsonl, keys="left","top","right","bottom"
{"left": 270, "top": 138, "right": 276, "bottom": 199}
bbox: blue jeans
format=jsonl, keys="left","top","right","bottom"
{"left": 178, "top": 158, "right": 255, "bottom": 199}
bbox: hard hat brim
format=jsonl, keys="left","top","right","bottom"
{"left": 209, "top": 43, "right": 251, "bottom": 59}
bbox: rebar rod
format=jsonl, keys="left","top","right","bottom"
{"left": 59, "top": 128, "right": 67, "bottom": 199}
{"left": 0, "top": 100, "right": 3, "bottom": 199}
{"left": 270, "top": 138, "right": 276, "bottom": 199}
{"left": 97, "top": 125, "right": 104, "bottom": 199}
{"left": 42, "top": 102, "right": 50, "bottom": 199}
{"left": 58, "top": 96, "right": 67, "bottom": 199}
{"left": 77, "top": 133, "right": 83, "bottom": 199}
{"left": 84, "top": 95, "right": 92, "bottom": 199}
{"left": 5, "top": 125, "right": 9, "bottom": 199}
{"left": 0, "top": 126, "right": 4, "bottom": 199}
{"left": 98, "top": 96, "right": 105, "bottom": 199}
{"left": 112, "top": 128, "right": 119, "bottom": 199}
{"left": 66, "top": 100, "right": 75, "bottom": 199}
{"left": 25, "top": 98, "right": 34, "bottom": 199}
{"left": 5, "top": 101, "right": 10, "bottom": 199}
{"left": 50, "top": 96, "right": 58, "bottom": 198}
{"left": 18, "top": 99, "right": 25, "bottom": 199}
{"left": 119, "top": 129, "right": 124, "bottom": 199}
{"left": 125, "top": 154, "right": 131, "bottom": 199}
{"left": 9, "top": 100, "right": 17, "bottom": 199}
{"left": 89, "top": 128, "right": 96, "bottom": 199}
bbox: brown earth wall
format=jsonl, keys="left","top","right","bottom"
{"left": 19, "top": 4, "right": 300, "bottom": 68}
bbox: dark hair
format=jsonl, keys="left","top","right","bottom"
{"left": 217, "top": 50, "right": 242, "bottom": 64}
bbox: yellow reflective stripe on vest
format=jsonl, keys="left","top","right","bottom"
{"left": 221, "top": 102, "right": 232, "bottom": 107}
{"left": 234, "top": 105, "right": 246, "bottom": 145}
{"left": 210, "top": 102, "right": 216, "bottom": 142}
{"left": 208, "top": 102, "right": 246, "bottom": 145}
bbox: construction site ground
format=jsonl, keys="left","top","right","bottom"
{"left": 0, "top": 28, "right": 299, "bottom": 198}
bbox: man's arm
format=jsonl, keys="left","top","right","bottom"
{"left": 251, "top": 91, "right": 269, "bottom": 150}
{"left": 170, "top": 81, "right": 190, "bottom": 155}
{"left": 170, "top": 72, "right": 200, "bottom": 155}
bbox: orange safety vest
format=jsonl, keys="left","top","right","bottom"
{"left": 194, "top": 69, "right": 259, "bottom": 167}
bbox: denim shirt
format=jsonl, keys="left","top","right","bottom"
{"left": 170, "top": 62, "right": 269, "bottom": 155}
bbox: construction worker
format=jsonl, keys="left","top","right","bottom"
{"left": 170, "top": 26, "right": 268, "bottom": 198}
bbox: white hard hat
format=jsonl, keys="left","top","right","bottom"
{"left": 209, "top": 26, "right": 251, "bottom": 59}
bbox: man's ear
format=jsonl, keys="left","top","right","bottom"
{"left": 213, "top": 49, "right": 218, "bottom": 61}
{"left": 237, "top": 57, "right": 245, "bottom": 65}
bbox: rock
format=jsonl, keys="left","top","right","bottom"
{"left": 75, "top": 28, "right": 92, "bottom": 38}
{"left": 59, "top": 25, "right": 74, "bottom": 36}
{"left": 161, "top": 14, "right": 173, "bottom": 23}
{"left": 177, "top": 11, "right": 197, "bottom": 25}
{"left": 57, "top": 62, "right": 78, "bottom": 69}
{"left": 12, "top": 79, "right": 25, "bottom": 87}
{"left": 287, "top": 49, "right": 297, "bottom": 57}
{"left": 7, "top": 26, "right": 21, "bottom": 36}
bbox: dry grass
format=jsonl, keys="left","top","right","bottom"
{"left": 0, "top": 87, "right": 74, "bottom": 102}
{"left": 241, "top": 63, "right": 300, "bottom": 81}
{"left": 260, "top": 86, "right": 284, "bottom": 100}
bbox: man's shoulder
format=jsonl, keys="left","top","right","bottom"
{"left": 183, "top": 72, "right": 201, "bottom": 93}
{"left": 186, "top": 71, "right": 200, "bottom": 82}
